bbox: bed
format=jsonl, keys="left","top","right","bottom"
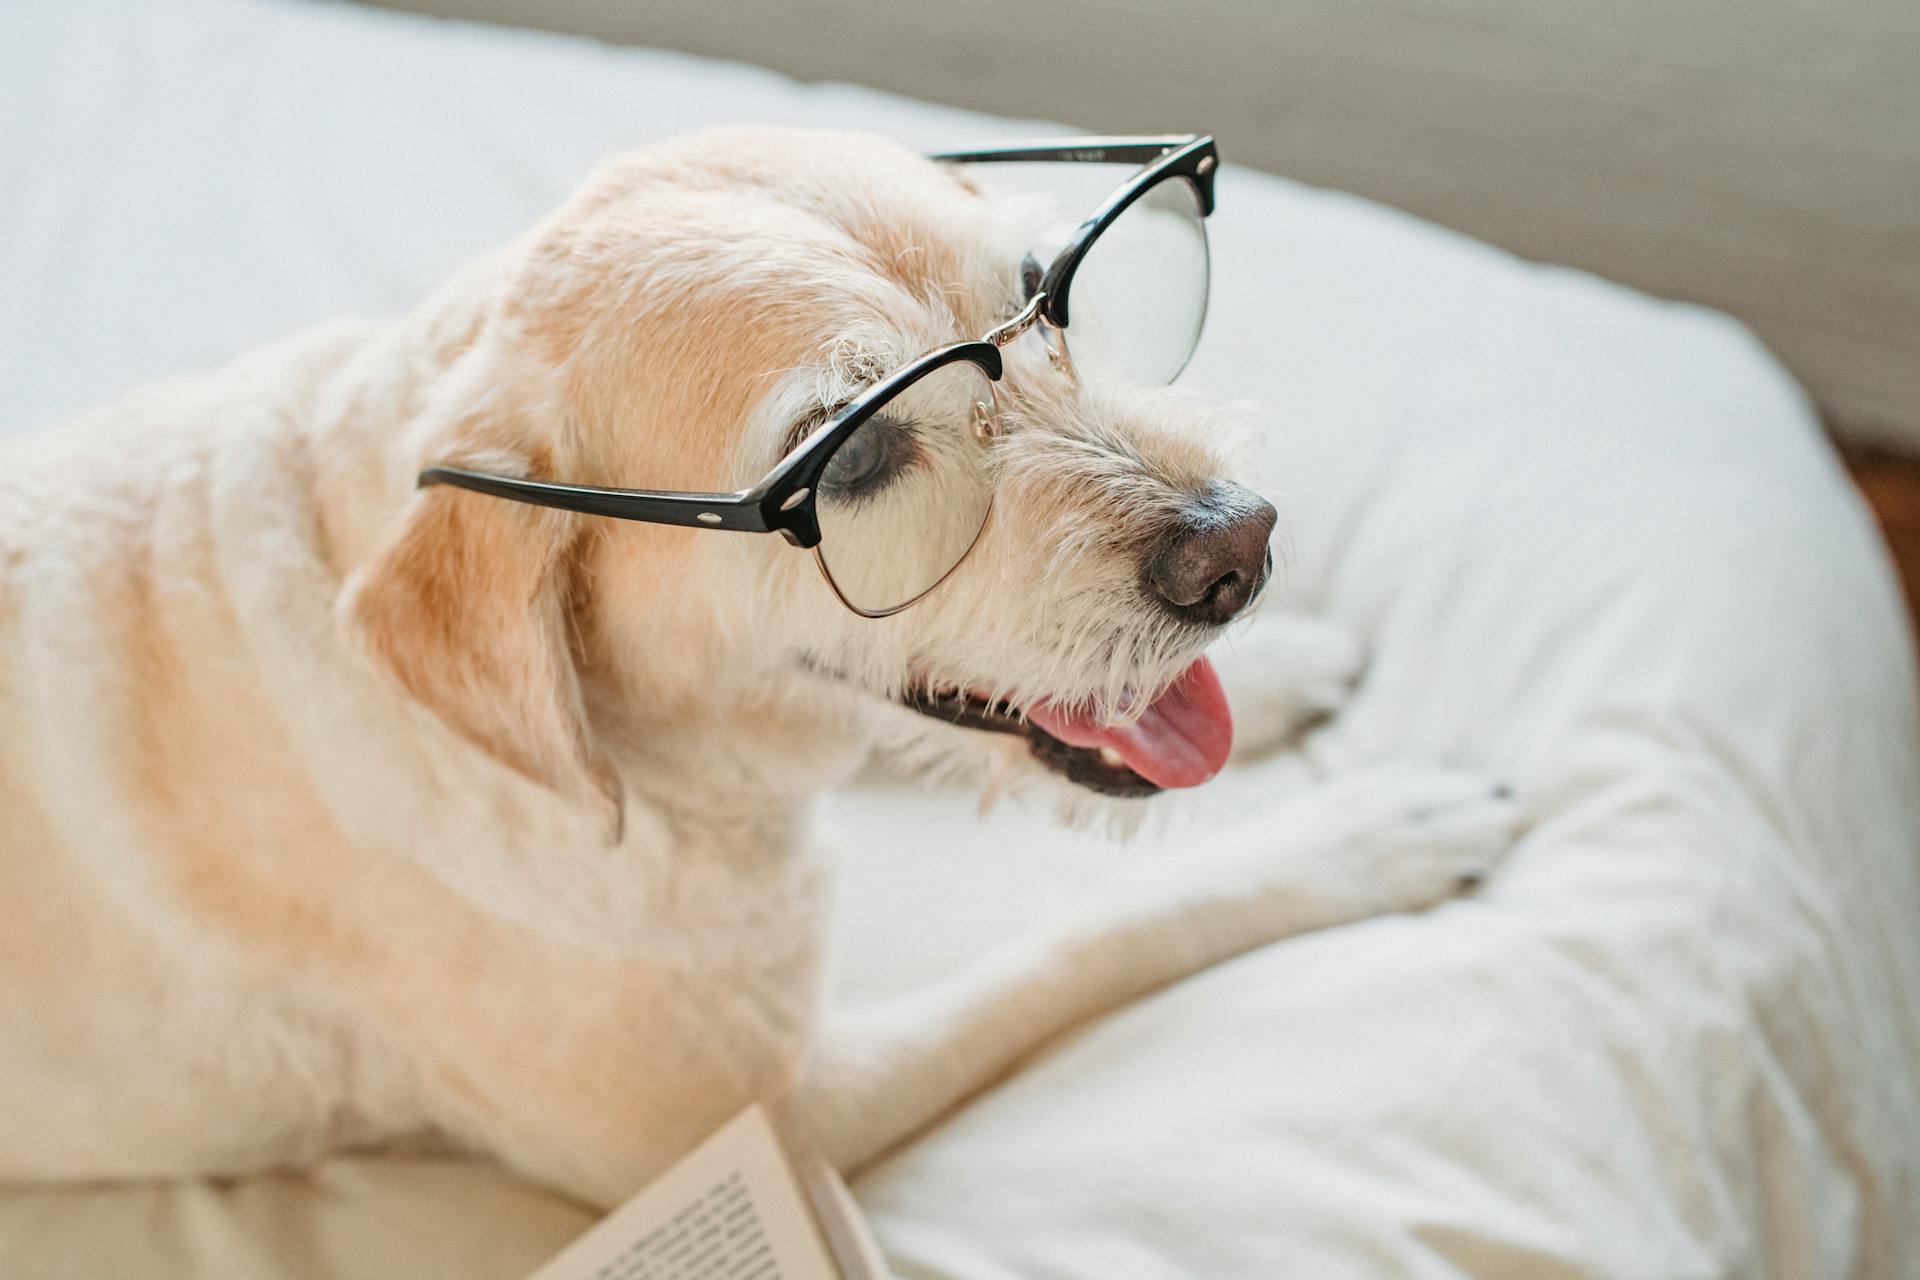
{"left": 3, "top": 0, "right": 1918, "bottom": 1275}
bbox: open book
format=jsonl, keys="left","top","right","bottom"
{"left": 527, "top": 1106, "right": 890, "bottom": 1280}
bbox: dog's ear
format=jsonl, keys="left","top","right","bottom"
{"left": 339, "top": 467, "right": 623, "bottom": 839}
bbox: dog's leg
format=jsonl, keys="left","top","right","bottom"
{"left": 786, "top": 764, "right": 1518, "bottom": 1174}
{"left": 1211, "top": 611, "right": 1367, "bottom": 760}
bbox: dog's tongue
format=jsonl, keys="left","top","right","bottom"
{"left": 1025, "top": 657, "right": 1233, "bottom": 789}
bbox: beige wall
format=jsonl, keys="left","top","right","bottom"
{"left": 364, "top": 0, "right": 1920, "bottom": 450}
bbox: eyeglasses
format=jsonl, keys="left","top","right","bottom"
{"left": 421, "top": 133, "right": 1218, "bottom": 617}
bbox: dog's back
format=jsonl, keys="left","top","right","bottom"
{"left": 0, "top": 322, "right": 437, "bottom": 1180}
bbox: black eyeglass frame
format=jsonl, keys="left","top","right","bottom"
{"left": 419, "top": 133, "right": 1218, "bottom": 612}
{"left": 925, "top": 133, "right": 1218, "bottom": 329}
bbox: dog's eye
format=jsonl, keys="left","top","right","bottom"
{"left": 1020, "top": 253, "right": 1045, "bottom": 302}
{"left": 820, "top": 414, "right": 914, "bottom": 501}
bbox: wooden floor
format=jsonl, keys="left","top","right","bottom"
{"left": 1845, "top": 446, "right": 1920, "bottom": 639}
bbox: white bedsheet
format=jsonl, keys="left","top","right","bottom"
{"left": 3, "top": 1, "right": 1918, "bottom": 1276}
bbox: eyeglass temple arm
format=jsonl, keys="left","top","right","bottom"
{"left": 927, "top": 135, "right": 1201, "bottom": 165}
{"left": 419, "top": 467, "right": 772, "bottom": 533}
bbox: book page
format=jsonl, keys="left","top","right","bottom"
{"left": 528, "top": 1107, "right": 842, "bottom": 1280}
{"left": 796, "top": 1153, "right": 892, "bottom": 1280}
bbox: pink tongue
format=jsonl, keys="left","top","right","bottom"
{"left": 1025, "top": 657, "right": 1234, "bottom": 789}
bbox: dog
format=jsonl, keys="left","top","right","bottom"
{"left": 0, "top": 127, "right": 1517, "bottom": 1205}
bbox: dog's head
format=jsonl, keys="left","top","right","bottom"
{"left": 341, "top": 128, "right": 1275, "bottom": 832}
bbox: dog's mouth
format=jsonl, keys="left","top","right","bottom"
{"left": 902, "top": 657, "right": 1234, "bottom": 798}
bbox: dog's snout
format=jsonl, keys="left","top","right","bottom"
{"left": 1145, "top": 483, "right": 1277, "bottom": 626}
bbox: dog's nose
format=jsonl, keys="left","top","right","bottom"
{"left": 1145, "top": 483, "right": 1277, "bottom": 626}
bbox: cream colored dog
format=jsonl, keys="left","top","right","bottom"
{"left": 0, "top": 127, "right": 1516, "bottom": 1205}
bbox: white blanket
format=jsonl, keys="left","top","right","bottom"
{"left": 3, "top": 1, "right": 1917, "bottom": 1276}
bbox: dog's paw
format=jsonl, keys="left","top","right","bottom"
{"left": 1095, "top": 765, "right": 1519, "bottom": 960}
{"left": 1214, "top": 613, "right": 1367, "bottom": 760}
{"left": 1307, "top": 765, "right": 1522, "bottom": 917}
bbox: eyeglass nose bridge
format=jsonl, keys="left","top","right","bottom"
{"left": 983, "top": 290, "right": 1047, "bottom": 349}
